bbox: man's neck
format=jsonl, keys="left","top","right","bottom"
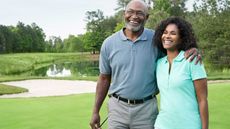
{"left": 124, "top": 28, "right": 144, "bottom": 42}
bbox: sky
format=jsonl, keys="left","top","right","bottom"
{"left": 1, "top": 0, "right": 194, "bottom": 39}
{"left": 1, "top": 0, "right": 118, "bottom": 39}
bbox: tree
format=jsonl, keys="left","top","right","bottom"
{"left": 84, "top": 10, "right": 107, "bottom": 54}
{"left": 146, "top": 0, "right": 189, "bottom": 30}
{"left": 13, "top": 22, "right": 46, "bottom": 52}
{"left": 52, "top": 36, "right": 63, "bottom": 52}
{"left": 146, "top": 0, "right": 171, "bottom": 29}
{"left": 0, "top": 25, "right": 15, "bottom": 53}
{"left": 63, "top": 35, "right": 84, "bottom": 52}
{"left": 85, "top": 10, "right": 104, "bottom": 32}
{"left": 116, "top": 0, "right": 131, "bottom": 11}
{"left": 44, "top": 40, "right": 53, "bottom": 52}
{"left": 30, "top": 23, "right": 46, "bottom": 52}
{"left": 46, "top": 36, "right": 63, "bottom": 52}
{"left": 190, "top": 0, "right": 230, "bottom": 68}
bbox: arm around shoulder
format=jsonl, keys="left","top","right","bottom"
{"left": 184, "top": 48, "right": 202, "bottom": 64}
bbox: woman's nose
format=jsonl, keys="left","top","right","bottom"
{"left": 165, "top": 33, "right": 170, "bottom": 38}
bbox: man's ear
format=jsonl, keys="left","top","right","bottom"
{"left": 146, "top": 14, "right": 149, "bottom": 20}
{"left": 123, "top": 10, "right": 126, "bottom": 17}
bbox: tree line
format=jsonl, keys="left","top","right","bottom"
{"left": 0, "top": 22, "right": 85, "bottom": 53}
{"left": 0, "top": 22, "right": 45, "bottom": 53}
{"left": 0, "top": 0, "right": 229, "bottom": 68}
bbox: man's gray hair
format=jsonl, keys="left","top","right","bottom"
{"left": 125, "top": 0, "right": 149, "bottom": 14}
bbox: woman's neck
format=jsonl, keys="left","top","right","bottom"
{"left": 167, "top": 50, "right": 179, "bottom": 74}
{"left": 167, "top": 50, "right": 179, "bottom": 64}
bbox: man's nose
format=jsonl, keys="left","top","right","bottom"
{"left": 131, "top": 13, "right": 138, "bottom": 18}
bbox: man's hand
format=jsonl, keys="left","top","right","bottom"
{"left": 184, "top": 48, "right": 202, "bottom": 64}
{"left": 90, "top": 113, "right": 101, "bottom": 129}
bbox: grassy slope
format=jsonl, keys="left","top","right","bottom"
{"left": 0, "top": 53, "right": 99, "bottom": 82}
{"left": 0, "top": 84, "right": 28, "bottom": 95}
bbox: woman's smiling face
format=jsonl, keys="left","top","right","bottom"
{"left": 161, "top": 23, "right": 181, "bottom": 51}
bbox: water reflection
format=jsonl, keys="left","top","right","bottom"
{"left": 46, "top": 64, "right": 71, "bottom": 77}
{"left": 32, "top": 61, "right": 99, "bottom": 77}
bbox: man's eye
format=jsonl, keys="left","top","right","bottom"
{"left": 137, "top": 12, "right": 144, "bottom": 16}
{"left": 126, "top": 10, "right": 133, "bottom": 14}
{"left": 126, "top": 10, "right": 145, "bottom": 17}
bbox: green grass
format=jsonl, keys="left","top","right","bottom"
{"left": 0, "top": 94, "right": 108, "bottom": 129}
{"left": 0, "top": 52, "right": 98, "bottom": 76}
{"left": 208, "top": 82, "right": 230, "bottom": 129}
{"left": 205, "top": 63, "right": 230, "bottom": 80}
{"left": 0, "top": 84, "right": 28, "bottom": 95}
{"left": 0, "top": 82, "right": 229, "bottom": 129}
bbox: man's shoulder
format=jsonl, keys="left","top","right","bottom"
{"left": 108, "top": 31, "right": 120, "bottom": 39}
{"left": 144, "top": 28, "right": 155, "bottom": 34}
{"left": 103, "top": 30, "right": 121, "bottom": 44}
{"left": 143, "top": 28, "right": 155, "bottom": 39}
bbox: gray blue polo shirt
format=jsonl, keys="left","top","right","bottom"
{"left": 99, "top": 28, "right": 159, "bottom": 99}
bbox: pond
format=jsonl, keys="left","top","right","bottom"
{"left": 31, "top": 61, "right": 99, "bottom": 77}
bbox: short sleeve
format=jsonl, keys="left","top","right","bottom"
{"left": 190, "top": 59, "right": 207, "bottom": 80}
{"left": 99, "top": 40, "right": 111, "bottom": 74}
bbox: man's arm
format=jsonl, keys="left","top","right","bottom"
{"left": 184, "top": 48, "right": 202, "bottom": 64}
{"left": 194, "top": 79, "right": 209, "bottom": 129}
{"left": 90, "top": 73, "right": 111, "bottom": 129}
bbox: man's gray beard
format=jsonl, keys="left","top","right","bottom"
{"left": 125, "top": 21, "right": 145, "bottom": 32}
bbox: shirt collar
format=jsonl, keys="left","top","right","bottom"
{"left": 119, "top": 28, "right": 148, "bottom": 42}
{"left": 163, "top": 50, "right": 185, "bottom": 63}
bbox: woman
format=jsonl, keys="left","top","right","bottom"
{"left": 154, "top": 17, "right": 209, "bottom": 129}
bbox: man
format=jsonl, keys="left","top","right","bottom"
{"left": 90, "top": 0, "right": 199, "bottom": 129}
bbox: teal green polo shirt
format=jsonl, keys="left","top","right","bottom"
{"left": 155, "top": 51, "right": 207, "bottom": 129}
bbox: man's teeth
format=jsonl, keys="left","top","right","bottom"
{"left": 130, "top": 21, "right": 138, "bottom": 24}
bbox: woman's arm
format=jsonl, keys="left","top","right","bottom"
{"left": 194, "top": 78, "right": 209, "bottom": 129}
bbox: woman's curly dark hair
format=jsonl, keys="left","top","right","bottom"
{"left": 154, "top": 16, "right": 198, "bottom": 55}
